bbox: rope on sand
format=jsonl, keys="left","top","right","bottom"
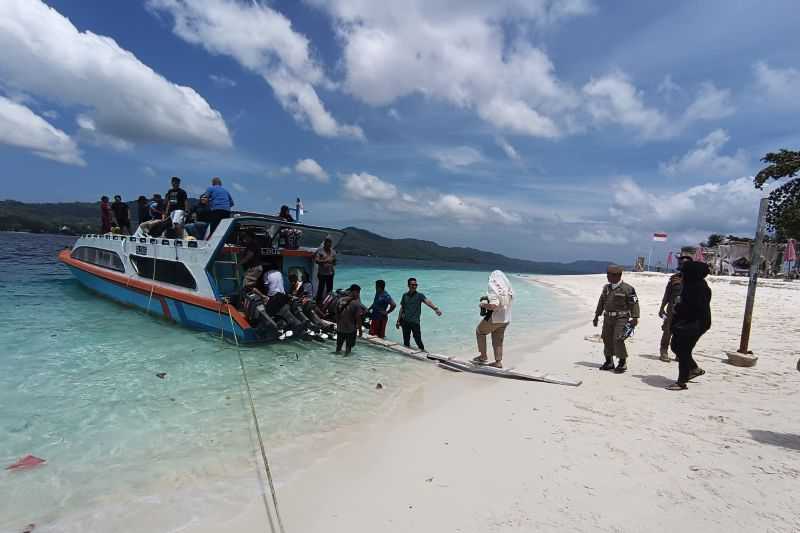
{"left": 227, "top": 304, "right": 287, "bottom": 533}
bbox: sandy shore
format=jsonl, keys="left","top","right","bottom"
{"left": 204, "top": 272, "right": 800, "bottom": 533}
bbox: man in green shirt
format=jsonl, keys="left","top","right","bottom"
{"left": 395, "top": 277, "right": 442, "bottom": 351}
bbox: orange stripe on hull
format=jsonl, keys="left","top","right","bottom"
{"left": 58, "top": 248, "right": 251, "bottom": 330}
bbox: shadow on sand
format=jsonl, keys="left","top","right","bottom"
{"left": 748, "top": 430, "right": 800, "bottom": 452}
{"left": 574, "top": 361, "right": 601, "bottom": 369}
{"left": 632, "top": 374, "right": 674, "bottom": 388}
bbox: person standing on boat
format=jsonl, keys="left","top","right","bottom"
{"left": 314, "top": 237, "right": 337, "bottom": 303}
{"left": 473, "top": 270, "right": 513, "bottom": 369}
{"left": 368, "top": 279, "right": 396, "bottom": 339}
{"left": 205, "top": 177, "right": 234, "bottom": 235}
{"left": 136, "top": 195, "right": 150, "bottom": 225}
{"left": 164, "top": 177, "right": 188, "bottom": 238}
{"left": 110, "top": 195, "right": 131, "bottom": 235}
{"left": 336, "top": 284, "right": 364, "bottom": 355}
{"left": 100, "top": 196, "right": 112, "bottom": 234}
{"left": 396, "top": 277, "right": 442, "bottom": 351}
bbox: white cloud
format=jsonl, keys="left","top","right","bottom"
{"left": 232, "top": 181, "right": 247, "bottom": 193}
{"left": 754, "top": 61, "right": 800, "bottom": 107}
{"left": 387, "top": 108, "right": 401, "bottom": 121}
{"left": 142, "top": 165, "right": 157, "bottom": 176}
{"left": 430, "top": 146, "right": 484, "bottom": 171}
{"left": 42, "top": 110, "right": 59, "bottom": 120}
{"left": 342, "top": 172, "right": 398, "bottom": 200}
{"left": 209, "top": 74, "right": 237, "bottom": 88}
{"left": 583, "top": 73, "right": 735, "bottom": 139}
{"left": 0, "top": 0, "right": 232, "bottom": 149}
{"left": 0, "top": 95, "right": 84, "bottom": 165}
{"left": 608, "top": 176, "right": 768, "bottom": 243}
{"left": 496, "top": 137, "right": 520, "bottom": 161}
{"left": 657, "top": 74, "right": 682, "bottom": 101}
{"left": 660, "top": 129, "right": 748, "bottom": 178}
{"left": 341, "top": 171, "right": 522, "bottom": 225}
{"left": 583, "top": 72, "right": 670, "bottom": 139}
{"left": 311, "top": 1, "right": 585, "bottom": 138}
{"left": 571, "top": 229, "right": 628, "bottom": 245}
{"left": 76, "top": 114, "right": 133, "bottom": 151}
{"left": 295, "top": 158, "right": 329, "bottom": 183}
{"left": 148, "top": 0, "right": 364, "bottom": 140}
{"left": 682, "top": 82, "right": 735, "bottom": 122}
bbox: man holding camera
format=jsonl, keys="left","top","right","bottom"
{"left": 593, "top": 265, "right": 640, "bottom": 373}
{"left": 473, "top": 270, "right": 514, "bottom": 368}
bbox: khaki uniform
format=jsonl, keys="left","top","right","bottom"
{"left": 595, "top": 281, "right": 640, "bottom": 362}
{"left": 660, "top": 274, "right": 682, "bottom": 353}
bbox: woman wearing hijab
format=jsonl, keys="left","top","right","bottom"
{"left": 473, "top": 270, "right": 513, "bottom": 368}
{"left": 667, "top": 261, "right": 712, "bottom": 390}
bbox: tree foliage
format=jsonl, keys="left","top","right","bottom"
{"left": 754, "top": 149, "right": 800, "bottom": 238}
{"left": 704, "top": 234, "right": 724, "bottom": 248}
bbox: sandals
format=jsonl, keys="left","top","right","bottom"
{"left": 471, "top": 356, "right": 489, "bottom": 364}
{"left": 666, "top": 382, "right": 687, "bottom": 391}
{"left": 687, "top": 368, "right": 706, "bottom": 382}
{"left": 486, "top": 361, "right": 503, "bottom": 369}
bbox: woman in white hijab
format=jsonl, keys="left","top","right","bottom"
{"left": 473, "top": 270, "right": 513, "bottom": 368}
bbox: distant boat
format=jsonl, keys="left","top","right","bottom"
{"left": 59, "top": 214, "right": 343, "bottom": 343}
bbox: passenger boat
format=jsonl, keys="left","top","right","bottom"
{"left": 58, "top": 214, "right": 343, "bottom": 343}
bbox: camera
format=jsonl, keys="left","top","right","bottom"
{"left": 479, "top": 296, "right": 493, "bottom": 321}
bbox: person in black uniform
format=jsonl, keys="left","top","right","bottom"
{"left": 666, "top": 261, "right": 711, "bottom": 390}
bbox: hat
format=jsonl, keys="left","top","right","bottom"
{"left": 607, "top": 265, "right": 623, "bottom": 274}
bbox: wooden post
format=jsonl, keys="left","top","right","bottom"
{"left": 738, "top": 197, "right": 769, "bottom": 354}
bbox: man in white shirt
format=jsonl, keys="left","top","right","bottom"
{"left": 473, "top": 270, "right": 513, "bottom": 368}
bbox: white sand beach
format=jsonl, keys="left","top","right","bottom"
{"left": 203, "top": 272, "right": 800, "bottom": 533}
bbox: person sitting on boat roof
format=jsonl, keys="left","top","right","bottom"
{"left": 184, "top": 194, "right": 212, "bottom": 240}
{"left": 278, "top": 205, "right": 294, "bottom": 222}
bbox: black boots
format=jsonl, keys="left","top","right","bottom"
{"left": 600, "top": 359, "right": 615, "bottom": 371}
{"left": 614, "top": 358, "right": 627, "bottom": 374}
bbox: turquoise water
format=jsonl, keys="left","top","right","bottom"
{"left": 0, "top": 232, "right": 567, "bottom": 531}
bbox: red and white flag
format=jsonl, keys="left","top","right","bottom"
{"left": 653, "top": 232, "right": 668, "bottom": 242}
{"left": 784, "top": 239, "right": 797, "bottom": 263}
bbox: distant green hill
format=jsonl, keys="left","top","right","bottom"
{"left": 338, "top": 227, "right": 611, "bottom": 274}
{"left": 0, "top": 201, "right": 611, "bottom": 274}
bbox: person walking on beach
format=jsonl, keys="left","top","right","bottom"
{"left": 205, "top": 177, "right": 234, "bottom": 234}
{"left": 658, "top": 256, "right": 692, "bottom": 362}
{"left": 666, "top": 261, "right": 711, "bottom": 390}
{"left": 396, "top": 277, "right": 442, "bottom": 351}
{"left": 473, "top": 270, "right": 513, "bottom": 368}
{"left": 314, "top": 237, "right": 337, "bottom": 303}
{"left": 368, "top": 279, "right": 396, "bottom": 338}
{"left": 336, "top": 284, "right": 364, "bottom": 355}
{"left": 593, "top": 265, "right": 640, "bottom": 373}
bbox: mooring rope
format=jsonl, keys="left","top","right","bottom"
{"left": 146, "top": 242, "right": 158, "bottom": 314}
{"left": 226, "top": 304, "right": 286, "bottom": 533}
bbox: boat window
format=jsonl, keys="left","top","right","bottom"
{"left": 71, "top": 246, "right": 124, "bottom": 272}
{"left": 129, "top": 255, "right": 197, "bottom": 290}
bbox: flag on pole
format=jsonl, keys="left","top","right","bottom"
{"left": 666, "top": 251, "right": 674, "bottom": 269}
{"left": 694, "top": 246, "right": 705, "bottom": 262}
{"left": 653, "top": 232, "right": 668, "bottom": 242}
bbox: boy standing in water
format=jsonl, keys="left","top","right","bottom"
{"left": 368, "top": 279, "right": 396, "bottom": 338}
{"left": 396, "top": 277, "right": 442, "bottom": 351}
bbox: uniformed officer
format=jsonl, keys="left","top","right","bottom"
{"left": 593, "top": 265, "right": 640, "bottom": 373}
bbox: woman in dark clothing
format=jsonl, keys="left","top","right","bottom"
{"left": 667, "top": 261, "right": 712, "bottom": 390}
{"left": 278, "top": 205, "right": 294, "bottom": 222}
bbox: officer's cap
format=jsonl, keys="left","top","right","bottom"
{"left": 607, "top": 265, "right": 623, "bottom": 274}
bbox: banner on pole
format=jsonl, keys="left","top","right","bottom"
{"left": 653, "top": 232, "right": 668, "bottom": 242}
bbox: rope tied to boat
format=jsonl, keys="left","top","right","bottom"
{"left": 226, "top": 302, "right": 287, "bottom": 533}
{"left": 146, "top": 243, "right": 157, "bottom": 314}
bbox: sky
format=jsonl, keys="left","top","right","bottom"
{"left": 1, "top": 0, "right": 798, "bottom": 263}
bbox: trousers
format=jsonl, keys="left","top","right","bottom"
{"left": 336, "top": 332, "right": 357, "bottom": 353}
{"left": 369, "top": 316, "right": 388, "bottom": 338}
{"left": 602, "top": 316, "right": 629, "bottom": 360}
{"left": 401, "top": 320, "right": 424, "bottom": 351}
{"left": 660, "top": 314, "right": 673, "bottom": 352}
{"left": 671, "top": 330, "right": 703, "bottom": 383}
{"left": 208, "top": 209, "right": 230, "bottom": 235}
{"left": 476, "top": 320, "right": 508, "bottom": 361}
{"left": 316, "top": 274, "right": 334, "bottom": 303}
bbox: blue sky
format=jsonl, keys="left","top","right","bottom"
{"left": 1, "top": 0, "right": 798, "bottom": 262}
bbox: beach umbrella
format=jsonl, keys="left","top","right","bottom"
{"left": 784, "top": 239, "right": 797, "bottom": 262}
{"left": 693, "top": 246, "right": 705, "bottom": 262}
{"left": 666, "top": 251, "right": 674, "bottom": 269}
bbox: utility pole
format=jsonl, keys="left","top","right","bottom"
{"left": 738, "top": 197, "right": 769, "bottom": 354}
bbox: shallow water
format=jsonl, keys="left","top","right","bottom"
{"left": 0, "top": 232, "right": 567, "bottom": 531}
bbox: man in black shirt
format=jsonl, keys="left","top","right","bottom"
{"left": 136, "top": 195, "right": 150, "bottom": 224}
{"left": 110, "top": 195, "right": 131, "bottom": 234}
{"left": 164, "top": 176, "right": 188, "bottom": 238}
